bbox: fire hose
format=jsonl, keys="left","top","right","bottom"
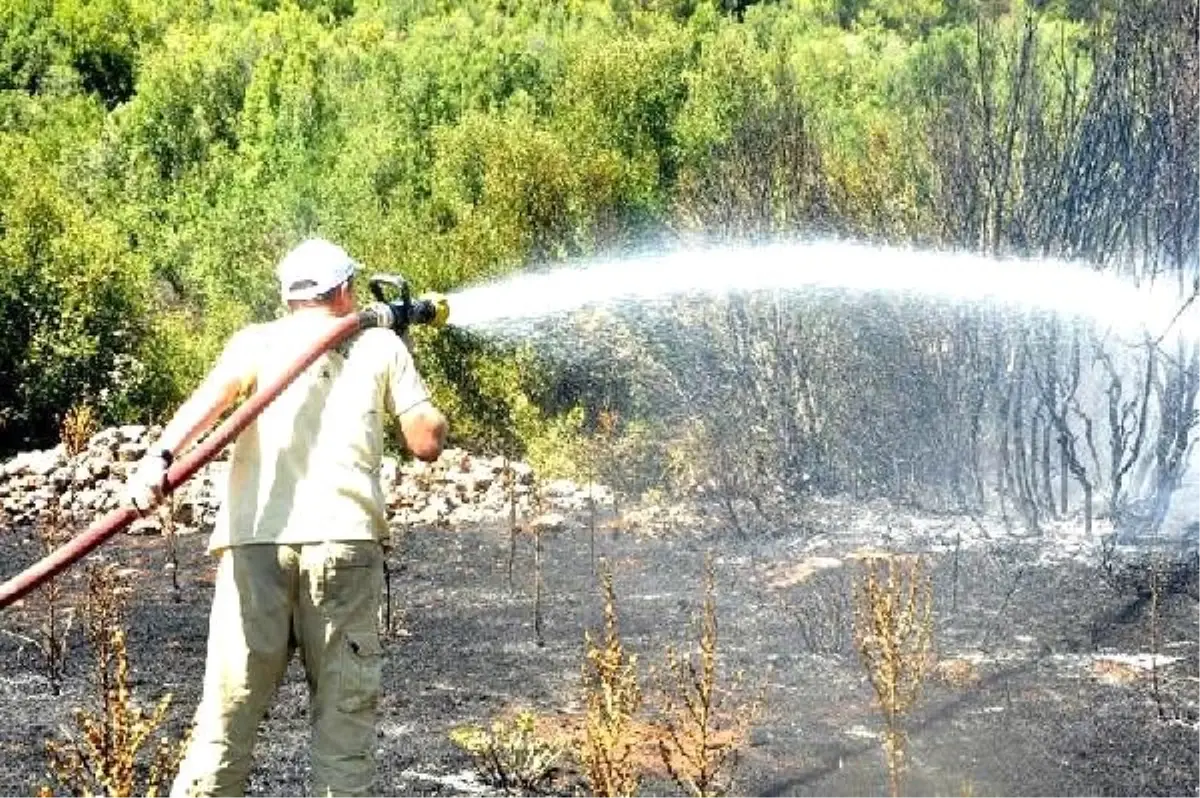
{"left": 0, "top": 276, "right": 449, "bottom": 610}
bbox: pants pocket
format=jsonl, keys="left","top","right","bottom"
{"left": 337, "top": 630, "right": 382, "bottom": 714}
{"left": 315, "top": 542, "right": 381, "bottom": 606}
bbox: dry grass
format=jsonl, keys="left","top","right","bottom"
{"left": 763, "top": 556, "right": 844, "bottom": 589}
{"left": 524, "top": 712, "right": 745, "bottom": 787}
{"left": 934, "top": 657, "right": 981, "bottom": 689}
{"left": 43, "top": 563, "right": 186, "bottom": 797}
{"left": 60, "top": 404, "right": 98, "bottom": 458}
{"left": 449, "top": 710, "right": 565, "bottom": 794}
{"left": 452, "top": 556, "right": 759, "bottom": 796}
{"left": 580, "top": 561, "right": 642, "bottom": 797}
{"left": 15, "top": 507, "right": 77, "bottom": 696}
{"left": 654, "top": 554, "right": 760, "bottom": 797}
{"left": 853, "top": 554, "right": 935, "bottom": 798}
{"left": 1091, "top": 658, "right": 1143, "bottom": 686}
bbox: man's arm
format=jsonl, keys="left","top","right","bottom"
{"left": 387, "top": 335, "right": 447, "bottom": 462}
{"left": 149, "top": 329, "right": 256, "bottom": 458}
{"left": 148, "top": 367, "right": 245, "bottom": 458}
{"left": 397, "top": 402, "right": 448, "bottom": 462}
{"left": 125, "top": 330, "right": 255, "bottom": 510}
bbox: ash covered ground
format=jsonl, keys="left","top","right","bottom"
{"left": 1, "top": 498, "right": 1197, "bottom": 797}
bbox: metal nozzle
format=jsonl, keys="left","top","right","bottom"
{"left": 365, "top": 274, "right": 449, "bottom": 333}
{"left": 414, "top": 293, "right": 450, "bottom": 328}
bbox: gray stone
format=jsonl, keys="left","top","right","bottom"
{"left": 542, "top": 479, "right": 579, "bottom": 498}
{"left": 118, "top": 424, "right": 148, "bottom": 443}
{"left": 48, "top": 467, "right": 72, "bottom": 490}
{"left": 510, "top": 462, "right": 535, "bottom": 484}
{"left": 449, "top": 506, "right": 482, "bottom": 525}
{"left": 173, "top": 501, "right": 198, "bottom": 527}
{"left": 117, "top": 442, "right": 147, "bottom": 462}
{"left": 75, "top": 489, "right": 101, "bottom": 511}
{"left": 531, "top": 512, "right": 567, "bottom": 532}
{"left": 380, "top": 456, "right": 399, "bottom": 487}
{"left": 88, "top": 428, "right": 121, "bottom": 450}
{"left": 128, "top": 516, "right": 161, "bottom": 536}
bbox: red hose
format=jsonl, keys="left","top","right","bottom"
{"left": 0, "top": 308, "right": 385, "bottom": 610}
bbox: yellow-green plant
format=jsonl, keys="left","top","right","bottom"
{"left": 581, "top": 561, "right": 642, "bottom": 797}
{"left": 656, "top": 554, "right": 759, "bottom": 797}
{"left": 44, "top": 563, "right": 186, "bottom": 797}
{"left": 853, "top": 554, "right": 934, "bottom": 798}
{"left": 60, "top": 403, "right": 98, "bottom": 458}
{"left": 19, "top": 507, "right": 76, "bottom": 697}
{"left": 449, "top": 710, "right": 564, "bottom": 795}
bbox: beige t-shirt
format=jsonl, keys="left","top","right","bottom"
{"left": 207, "top": 312, "right": 430, "bottom": 552}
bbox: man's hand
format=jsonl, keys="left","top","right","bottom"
{"left": 124, "top": 451, "right": 171, "bottom": 513}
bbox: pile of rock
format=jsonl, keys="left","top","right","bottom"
{"left": 386, "top": 449, "right": 614, "bottom": 530}
{"left": 0, "top": 425, "right": 163, "bottom": 528}
{"left": 0, "top": 428, "right": 613, "bottom": 536}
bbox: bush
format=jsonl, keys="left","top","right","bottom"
{"left": 0, "top": 148, "right": 154, "bottom": 452}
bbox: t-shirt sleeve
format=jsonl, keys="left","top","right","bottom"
{"left": 213, "top": 325, "right": 261, "bottom": 397}
{"left": 384, "top": 336, "right": 431, "bottom": 417}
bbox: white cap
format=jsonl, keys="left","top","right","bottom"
{"left": 277, "top": 238, "right": 358, "bottom": 301}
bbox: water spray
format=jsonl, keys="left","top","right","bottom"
{"left": 446, "top": 241, "right": 1199, "bottom": 344}
{"left": 0, "top": 276, "right": 450, "bottom": 610}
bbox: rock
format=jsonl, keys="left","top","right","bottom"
{"left": 380, "top": 456, "right": 399, "bottom": 487}
{"left": 88, "top": 450, "right": 114, "bottom": 476}
{"left": 128, "top": 516, "right": 162, "bottom": 536}
{"left": 541, "top": 479, "right": 579, "bottom": 498}
{"left": 117, "top": 442, "right": 147, "bottom": 462}
{"left": 118, "top": 425, "right": 147, "bottom": 443}
{"left": 469, "top": 466, "right": 494, "bottom": 490}
{"left": 415, "top": 504, "right": 444, "bottom": 526}
{"left": 75, "top": 489, "right": 101, "bottom": 511}
{"left": 530, "top": 512, "right": 566, "bottom": 532}
{"left": 0, "top": 429, "right": 577, "bottom": 536}
{"left": 7, "top": 448, "right": 63, "bottom": 478}
{"left": 49, "top": 467, "right": 72, "bottom": 490}
{"left": 510, "top": 462, "right": 535, "bottom": 485}
{"left": 173, "top": 501, "right": 198, "bottom": 527}
{"left": 449, "top": 506, "right": 483, "bottom": 525}
{"left": 88, "top": 428, "right": 121, "bottom": 450}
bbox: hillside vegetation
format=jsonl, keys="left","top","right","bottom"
{"left": 1, "top": 0, "right": 1195, "bottom": 509}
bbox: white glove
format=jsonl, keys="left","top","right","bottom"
{"left": 124, "top": 451, "right": 171, "bottom": 513}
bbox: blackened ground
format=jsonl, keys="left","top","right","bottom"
{"left": 0, "top": 510, "right": 1196, "bottom": 797}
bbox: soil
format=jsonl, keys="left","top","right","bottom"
{"left": 1, "top": 502, "right": 1197, "bottom": 797}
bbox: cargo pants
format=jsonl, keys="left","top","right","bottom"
{"left": 171, "top": 541, "right": 384, "bottom": 797}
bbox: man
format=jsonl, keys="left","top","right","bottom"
{"left": 125, "top": 238, "right": 448, "bottom": 797}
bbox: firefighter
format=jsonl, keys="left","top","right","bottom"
{"left": 125, "top": 238, "right": 448, "bottom": 796}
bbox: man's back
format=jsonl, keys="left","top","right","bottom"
{"left": 210, "top": 313, "right": 429, "bottom": 550}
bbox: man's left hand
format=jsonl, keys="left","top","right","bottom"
{"left": 124, "top": 452, "right": 170, "bottom": 513}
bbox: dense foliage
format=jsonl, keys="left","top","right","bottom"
{"left": 1, "top": 0, "right": 1195, "bottom": 484}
